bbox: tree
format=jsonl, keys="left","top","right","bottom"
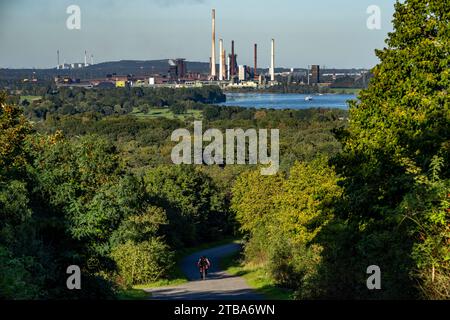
{"left": 231, "top": 159, "right": 342, "bottom": 296}
{"left": 0, "top": 91, "right": 32, "bottom": 178}
{"left": 170, "top": 103, "right": 186, "bottom": 115}
{"left": 145, "top": 165, "right": 227, "bottom": 247}
{"left": 327, "top": 0, "right": 449, "bottom": 299}
{"left": 0, "top": 92, "right": 43, "bottom": 299}
{"left": 231, "top": 169, "right": 284, "bottom": 233}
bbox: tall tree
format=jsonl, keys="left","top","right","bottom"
{"left": 328, "top": 0, "right": 449, "bottom": 299}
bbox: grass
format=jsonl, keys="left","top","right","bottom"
{"left": 130, "top": 261, "right": 189, "bottom": 292}
{"left": 220, "top": 251, "right": 294, "bottom": 300}
{"left": 133, "top": 278, "right": 187, "bottom": 290}
{"left": 131, "top": 108, "right": 203, "bottom": 121}
{"left": 20, "top": 95, "right": 41, "bottom": 103}
{"left": 118, "top": 277, "right": 187, "bottom": 301}
{"left": 329, "top": 88, "right": 362, "bottom": 95}
{"left": 117, "top": 287, "right": 151, "bottom": 300}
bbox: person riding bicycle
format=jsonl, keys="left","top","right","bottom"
{"left": 197, "top": 256, "right": 211, "bottom": 279}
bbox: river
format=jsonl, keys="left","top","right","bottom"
{"left": 220, "top": 93, "right": 356, "bottom": 110}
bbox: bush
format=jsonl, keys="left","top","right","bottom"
{"left": 111, "top": 239, "right": 174, "bottom": 287}
{"left": 242, "top": 227, "right": 270, "bottom": 267}
{"left": 266, "top": 235, "right": 322, "bottom": 297}
{"left": 0, "top": 246, "right": 43, "bottom": 299}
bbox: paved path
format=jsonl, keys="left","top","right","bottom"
{"left": 145, "top": 243, "right": 264, "bottom": 300}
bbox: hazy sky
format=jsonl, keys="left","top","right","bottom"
{"left": 0, "top": 0, "right": 397, "bottom": 69}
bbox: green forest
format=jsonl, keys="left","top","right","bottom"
{"left": 1, "top": 0, "right": 449, "bottom": 300}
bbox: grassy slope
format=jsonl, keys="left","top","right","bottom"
{"left": 117, "top": 288, "right": 151, "bottom": 300}
{"left": 329, "top": 88, "right": 361, "bottom": 94}
{"left": 20, "top": 95, "right": 41, "bottom": 103}
{"left": 220, "top": 251, "right": 294, "bottom": 300}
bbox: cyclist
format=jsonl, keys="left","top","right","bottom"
{"left": 197, "top": 256, "right": 211, "bottom": 280}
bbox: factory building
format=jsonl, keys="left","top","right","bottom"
{"left": 238, "top": 65, "right": 253, "bottom": 82}
{"left": 168, "top": 59, "right": 187, "bottom": 79}
{"left": 311, "top": 65, "right": 320, "bottom": 84}
{"left": 115, "top": 80, "right": 126, "bottom": 88}
{"left": 238, "top": 65, "right": 246, "bottom": 81}
{"left": 56, "top": 50, "right": 94, "bottom": 70}
{"left": 229, "top": 53, "right": 238, "bottom": 80}
{"left": 229, "top": 40, "right": 238, "bottom": 79}
{"left": 176, "top": 59, "right": 187, "bottom": 78}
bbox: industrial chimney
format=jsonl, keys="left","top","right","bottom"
{"left": 270, "top": 39, "right": 275, "bottom": 82}
{"left": 219, "top": 39, "right": 224, "bottom": 81}
{"left": 231, "top": 40, "right": 235, "bottom": 77}
{"left": 227, "top": 55, "right": 231, "bottom": 80}
{"left": 57, "top": 50, "right": 60, "bottom": 69}
{"left": 211, "top": 9, "right": 216, "bottom": 79}
{"left": 254, "top": 44, "right": 258, "bottom": 80}
{"left": 84, "top": 50, "right": 88, "bottom": 67}
{"left": 222, "top": 48, "right": 227, "bottom": 80}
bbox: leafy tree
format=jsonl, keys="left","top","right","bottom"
{"left": 232, "top": 158, "right": 342, "bottom": 295}
{"left": 0, "top": 91, "right": 31, "bottom": 177}
{"left": 145, "top": 165, "right": 228, "bottom": 247}
{"left": 273, "top": 158, "right": 342, "bottom": 246}
{"left": 325, "top": 0, "right": 449, "bottom": 299}
{"left": 231, "top": 170, "right": 284, "bottom": 233}
{"left": 0, "top": 92, "right": 45, "bottom": 299}
{"left": 111, "top": 205, "right": 168, "bottom": 245}
{"left": 170, "top": 103, "right": 187, "bottom": 115}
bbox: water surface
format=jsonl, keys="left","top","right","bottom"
{"left": 220, "top": 93, "right": 355, "bottom": 110}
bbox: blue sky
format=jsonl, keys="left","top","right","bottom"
{"left": 0, "top": 0, "right": 397, "bottom": 69}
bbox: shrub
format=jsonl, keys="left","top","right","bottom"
{"left": 0, "top": 246, "right": 43, "bottom": 299}
{"left": 111, "top": 239, "right": 174, "bottom": 287}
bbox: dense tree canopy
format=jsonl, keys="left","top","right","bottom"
{"left": 231, "top": 0, "right": 449, "bottom": 300}
{"left": 328, "top": 0, "right": 449, "bottom": 299}
{"left": 0, "top": 94, "right": 196, "bottom": 298}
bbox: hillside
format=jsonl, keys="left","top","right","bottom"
{"left": 0, "top": 59, "right": 212, "bottom": 81}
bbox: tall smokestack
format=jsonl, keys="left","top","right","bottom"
{"left": 219, "top": 39, "right": 223, "bottom": 81}
{"left": 91, "top": 54, "right": 94, "bottom": 65}
{"left": 222, "top": 49, "right": 227, "bottom": 80}
{"left": 270, "top": 39, "right": 275, "bottom": 81}
{"left": 84, "top": 50, "right": 87, "bottom": 67}
{"left": 254, "top": 44, "right": 258, "bottom": 80}
{"left": 211, "top": 9, "right": 216, "bottom": 79}
{"left": 57, "top": 50, "right": 60, "bottom": 69}
{"left": 231, "top": 40, "right": 235, "bottom": 77}
{"left": 227, "top": 55, "right": 231, "bottom": 80}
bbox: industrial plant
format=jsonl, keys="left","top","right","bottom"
{"left": 56, "top": 50, "right": 94, "bottom": 70}
{"left": 53, "top": 9, "right": 368, "bottom": 90}
{"left": 207, "top": 9, "right": 278, "bottom": 88}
